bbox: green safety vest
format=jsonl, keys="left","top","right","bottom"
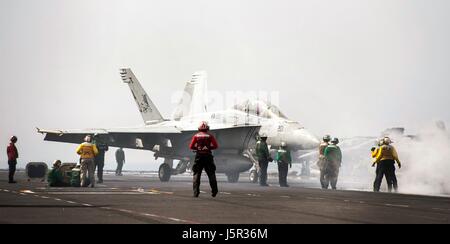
{"left": 256, "top": 140, "right": 270, "bottom": 161}
{"left": 276, "top": 149, "right": 292, "bottom": 164}
{"left": 47, "top": 168, "right": 64, "bottom": 186}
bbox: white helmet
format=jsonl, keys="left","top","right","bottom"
{"left": 281, "top": 142, "right": 287, "bottom": 148}
{"left": 331, "top": 138, "right": 339, "bottom": 144}
{"left": 383, "top": 137, "right": 392, "bottom": 145}
{"left": 378, "top": 139, "right": 384, "bottom": 146}
{"left": 84, "top": 135, "right": 92, "bottom": 143}
{"left": 323, "top": 135, "right": 331, "bottom": 142}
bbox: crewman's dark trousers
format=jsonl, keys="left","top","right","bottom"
{"left": 318, "top": 158, "right": 327, "bottom": 189}
{"left": 323, "top": 162, "right": 340, "bottom": 190}
{"left": 277, "top": 162, "right": 289, "bottom": 187}
{"left": 8, "top": 160, "right": 17, "bottom": 182}
{"left": 373, "top": 160, "right": 398, "bottom": 192}
{"left": 328, "top": 167, "right": 340, "bottom": 190}
{"left": 116, "top": 162, "right": 124, "bottom": 175}
{"left": 258, "top": 160, "right": 269, "bottom": 186}
{"left": 320, "top": 170, "right": 327, "bottom": 189}
{"left": 193, "top": 154, "right": 218, "bottom": 197}
{"left": 95, "top": 158, "right": 105, "bottom": 182}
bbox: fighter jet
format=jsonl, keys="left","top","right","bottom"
{"left": 172, "top": 76, "right": 320, "bottom": 182}
{"left": 171, "top": 75, "right": 320, "bottom": 153}
{"left": 157, "top": 70, "right": 318, "bottom": 182}
{"left": 38, "top": 68, "right": 261, "bottom": 183}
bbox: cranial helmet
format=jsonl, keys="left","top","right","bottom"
{"left": 53, "top": 160, "right": 62, "bottom": 167}
{"left": 383, "top": 137, "right": 392, "bottom": 145}
{"left": 84, "top": 135, "right": 92, "bottom": 142}
{"left": 331, "top": 138, "right": 339, "bottom": 144}
{"left": 198, "top": 121, "right": 210, "bottom": 132}
{"left": 10, "top": 136, "right": 18, "bottom": 143}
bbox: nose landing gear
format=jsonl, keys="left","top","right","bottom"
{"left": 158, "top": 163, "right": 172, "bottom": 182}
{"left": 158, "top": 159, "right": 189, "bottom": 182}
{"left": 249, "top": 169, "right": 259, "bottom": 183}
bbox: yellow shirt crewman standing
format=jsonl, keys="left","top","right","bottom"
{"left": 372, "top": 137, "right": 401, "bottom": 192}
{"left": 76, "top": 135, "right": 99, "bottom": 188}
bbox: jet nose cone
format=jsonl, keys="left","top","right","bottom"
{"left": 290, "top": 129, "right": 320, "bottom": 150}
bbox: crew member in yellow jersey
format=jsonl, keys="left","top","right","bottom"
{"left": 76, "top": 135, "right": 99, "bottom": 188}
{"left": 372, "top": 137, "right": 401, "bottom": 192}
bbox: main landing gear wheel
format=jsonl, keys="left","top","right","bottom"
{"left": 226, "top": 172, "right": 240, "bottom": 183}
{"left": 158, "top": 164, "right": 172, "bottom": 182}
{"left": 249, "top": 170, "right": 259, "bottom": 183}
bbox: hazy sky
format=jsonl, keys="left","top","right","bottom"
{"left": 1, "top": 0, "right": 449, "bottom": 169}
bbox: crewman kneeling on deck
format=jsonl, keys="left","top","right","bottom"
{"left": 276, "top": 142, "right": 292, "bottom": 187}
{"left": 189, "top": 121, "right": 219, "bottom": 198}
{"left": 373, "top": 137, "right": 402, "bottom": 193}
{"left": 47, "top": 160, "right": 68, "bottom": 187}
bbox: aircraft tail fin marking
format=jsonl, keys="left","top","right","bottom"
{"left": 120, "top": 68, "right": 164, "bottom": 123}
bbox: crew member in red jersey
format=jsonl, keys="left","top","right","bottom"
{"left": 189, "top": 121, "right": 219, "bottom": 198}
{"left": 7, "top": 136, "right": 19, "bottom": 184}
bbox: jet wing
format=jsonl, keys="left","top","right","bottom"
{"left": 37, "top": 125, "right": 261, "bottom": 157}
{"left": 37, "top": 126, "right": 182, "bottom": 150}
{"left": 37, "top": 128, "right": 109, "bottom": 144}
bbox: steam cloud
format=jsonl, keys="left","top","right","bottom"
{"left": 396, "top": 123, "right": 450, "bottom": 195}
{"left": 335, "top": 121, "right": 450, "bottom": 196}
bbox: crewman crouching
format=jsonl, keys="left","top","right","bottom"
{"left": 47, "top": 160, "right": 68, "bottom": 187}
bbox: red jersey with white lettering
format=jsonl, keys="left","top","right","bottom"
{"left": 189, "top": 132, "right": 219, "bottom": 155}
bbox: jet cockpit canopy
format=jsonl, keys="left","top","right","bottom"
{"left": 233, "top": 99, "right": 288, "bottom": 119}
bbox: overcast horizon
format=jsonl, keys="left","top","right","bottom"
{"left": 1, "top": 0, "right": 449, "bottom": 170}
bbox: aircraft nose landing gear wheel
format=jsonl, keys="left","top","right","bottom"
{"left": 249, "top": 169, "right": 258, "bottom": 183}
{"left": 158, "top": 164, "right": 172, "bottom": 182}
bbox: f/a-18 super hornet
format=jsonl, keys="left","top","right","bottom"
{"left": 38, "top": 68, "right": 261, "bottom": 183}
{"left": 161, "top": 71, "right": 320, "bottom": 182}
{"left": 171, "top": 74, "right": 320, "bottom": 154}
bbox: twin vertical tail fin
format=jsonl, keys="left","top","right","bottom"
{"left": 120, "top": 68, "right": 165, "bottom": 124}
{"left": 172, "top": 71, "right": 208, "bottom": 120}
